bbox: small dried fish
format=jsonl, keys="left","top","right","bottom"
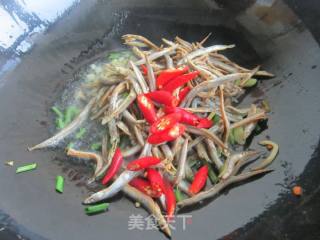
{"left": 219, "top": 85, "right": 230, "bottom": 145}
{"left": 177, "top": 169, "right": 272, "bottom": 209}
{"left": 135, "top": 45, "right": 178, "bottom": 65}
{"left": 180, "top": 73, "right": 251, "bottom": 107}
{"left": 252, "top": 140, "right": 279, "bottom": 170}
{"left": 84, "top": 170, "right": 141, "bottom": 204}
{"left": 122, "top": 34, "right": 160, "bottom": 50}
{"left": 145, "top": 55, "right": 156, "bottom": 91}
{"left": 117, "top": 121, "right": 132, "bottom": 136}
{"left": 28, "top": 98, "right": 95, "bottom": 151}
{"left": 67, "top": 148, "right": 104, "bottom": 181}
{"left": 173, "top": 139, "right": 188, "bottom": 185}
{"left": 219, "top": 151, "right": 259, "bottom": 180}
{"left": 123, "top": 184, "right": 171, "bottom": 237}
{"left": 130, "top": 61, "right": 149, "bottom": 93}
{"left": 102, "top": 88, "right": 136, "bottom": 125}
{"left": 186, "top": 125, "right": 227, "bottom": 150}
{"left": 178, "top": 44, "right": 235, "bottom": 65}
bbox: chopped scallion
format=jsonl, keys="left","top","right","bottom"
{"left": 56, "top": 176, "right": 64, "bottom": 193}
{"left": 16, "top": 163, "right": 37, "bottom": 174}
{"left": 85, "top": 203, "right": 109, "bottom": 215}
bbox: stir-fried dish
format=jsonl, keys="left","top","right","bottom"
{"left": 27, "top": 34, "right": 278, "bottom": 237}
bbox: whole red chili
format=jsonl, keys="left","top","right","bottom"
{"left": 156, "top": 66, "right": 189, "bottom": 89}
{"left": 164, "top": 106, "right": 200, "bottom": 126}
{"left": 127, "top": 156, "right": 161, "bottom": 171}
{"left": 150, "top": 113, "right": 182, "bottom": 134}
{"left": 196, "top": 118, "right": 213, "bottom": 129}
{"left": 162, "top": 71, "right": 199, "bottom": 93}
{"left": 129, "top": 177, "right": 162, "bottom": 198}
{"left": 146, "top": 168, "right": 165, "bottom": 194}
{"left": 163, "top": 179, "right": 176, "bottom": 220}
{"left": 189, "top": 165, "right": 208, "bottom": 195}
{"left": 137, "top": 94, "right": 157, "bottom": 124}
{"left": 177, "top": 86, "right": 191, "bottom": 105}
{"left": 148, "top": 123, "right": 186, "bottom": 144}
{"left": 145, "top": 90, "right": 179, "bottom": 107}
{"left": 101, "top": 148, "right": 123, "bottom": 185}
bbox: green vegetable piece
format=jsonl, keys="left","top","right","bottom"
{"left": 243, "top": 78, "right": 257, "bottom": 88}
{"left": 51, "top": 106, "right": 64, "bottom": 119}
{"left": 16, "top": 163, "right": 37, "bottom": 174}
{"left": 174, "top": 188, "right": 184, "bottom": 202}
{"left": 85, "top": 203, "right": 109, "bottom": 215}
{"left": 235, "top": 79, "right": 241, "bottom": 86}
{"left": 56, "top": 176, "right": 64, "bottom": 193}
{"left": 190, "top": 159, "right": 202, "bottom": 170}
{"left": 91, "top": 142, "right": 102, "bottom": 151}
{"left": 56, "top": 118, "right": 65, "bottom": 129}
{"left": 67, "top": 142, "right": 75, "bottom": 149}
{"left": 202, "top": 160, "right": 218, "bottom": 184}
{"left": 75, "top": 128, "right": 86, "bottom": 139}
{"left": 207, "top": 167, "right": 218, "bottom": 184}
{"left": 188, "top": 159, "right": 198, "bottom": 168}
{"left": 233, "top": 126, "right": 245, "bottom": 145}
{"left": 212, "top": 114, "right": 220, "bottom": 124}
{"left": 108, "top": 52, "right": 122, "bottom": 61}
{"left": 228, "top": 130, "right": 235, "bottom": 145}
{"left": 64, "top": 106, "right": 79, "bottom": 125}
{"left": 122, "top": 92, "right": 129, "bottom": 98}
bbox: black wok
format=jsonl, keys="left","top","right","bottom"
{"left": 0, "top": 0, "right": 320, "bottom": 239}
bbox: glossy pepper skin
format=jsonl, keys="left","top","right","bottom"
{"left": 148, "top": 123, "right": 186, "bottom": 145}
{"left": 162, "top": 71, "right": 199, "bottom": 93}
{"left": 129, "top": 177, "right": 162, "bottom": 198}
{"left": 196, "top": 118, "right": 213, "bottom": 129}
{"left": 127, "top": 156, "right": 161, "bottom": 171}
{"left": 137, "top": 94, "right": 157, "bottom": 124}
{"left": 145, "top": 90, "right": 179, "bottom": 107}
{"left": 177, "top": 86, "right": 191, "bottom": 105}
{"left": 189, "top": 165, "right": 208, "bottom": 195}
{"left": 146, "top": 168, "right": 165, "bottom": 194}
{"left": 150, "top": 113, "right": 182, "bottom": 134}
{"left": 101, "top": 148, "right": 123, "bottom": 185}
{"left": 163, "top": 179, "right": 176, "bottom": 220}
{"left": 164, "top": 106, "right": 200, "bottom": 126}
{"left": 156, "top": 66, "right": 189, "bottom": 89}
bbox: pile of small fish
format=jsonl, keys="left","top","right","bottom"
{"left": 28, "top": 34, "right": 278, "bottom": 238}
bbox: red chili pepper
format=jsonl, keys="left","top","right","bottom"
{"left": 164, "top": 106, "right": 200, "bottom": 126}
{"left": 140, "top": 65, "right": 148, "bottom": 75}
{"left": 101, "top": 148, "right": 123, "bottom": 185}
{"left": 137, "top": 94, "right": 157, "bottom": 124}
{"left": 162, "top": 71, "right": 199, "bottom": 93}
{"left": 145, "top": 90, "right": 179, "bottom": 107}
{"left": 146, "top": 168, "right": 165, "bottom": 194}
{"left": 156, "top": 66, "right": 189, "bottom": 89}
{"left": 129, "top": 177, "right": 162, "bottom": 198}
{"left": 196, "top": 118, "right": 214, "bottom": 129}
{"left": 189, "top": 165, "right": 208, "bottom": 195}
{"left": 127, "top": 156, "right": 161, "bottom": 171}
{"left": 148, "top": 123, "right": 186, "bottom": 144}
{"left": 150, "top": 113, "right": 182, "bottom": 134}
{"left": 163, "top": 179, "right": 176, "bottom": 220}
{"left": 177, "top": 86, "right": 191, "bottom": 104}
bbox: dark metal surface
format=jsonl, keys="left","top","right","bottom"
{"left": 0, "top": 1, "right": 320, "bottom": 239}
